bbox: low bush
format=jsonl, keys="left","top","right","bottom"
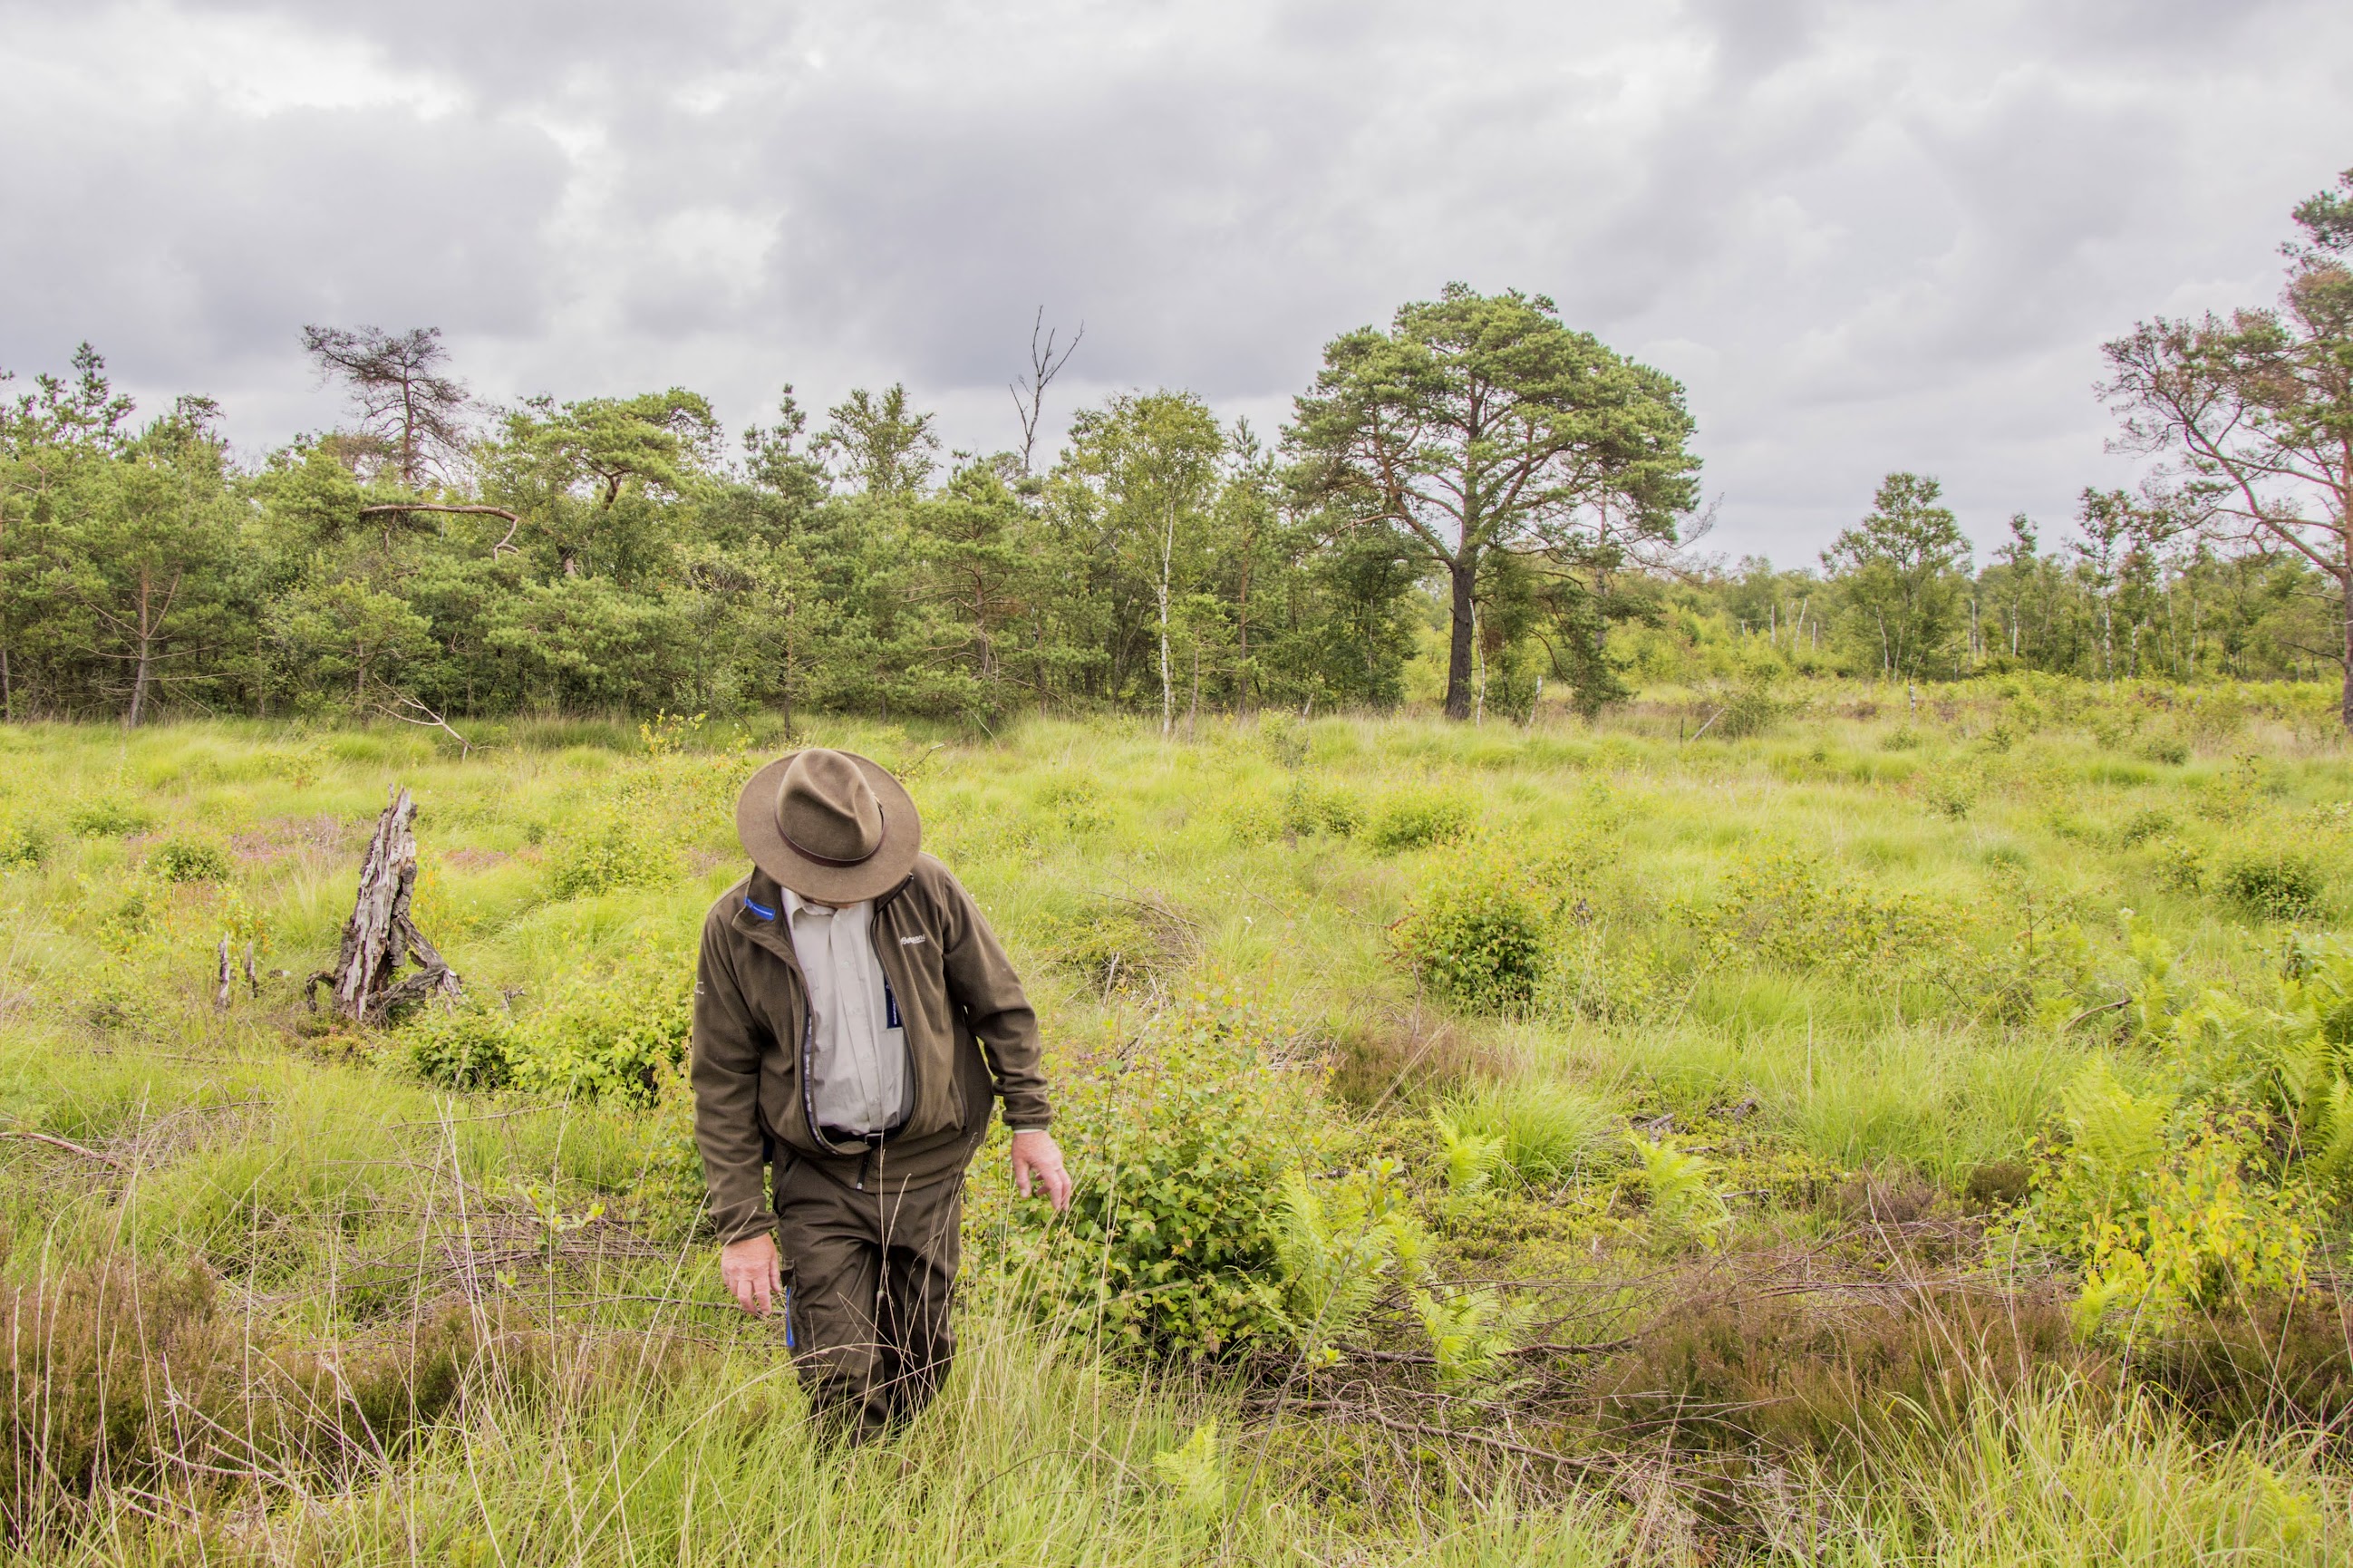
{"left": 1283, "top": 778, "right": 1363, "bottom": 838}
{"left": 0, "top": 818, "right": 46, "bottom": 870}
{"left": 404, "top": 1003, "right": 518, "bottom": 1090}
{"left": 2218, "top": 850, "right": 2325, "bottom": 922}
{"left": 68, "top": 797, "right": 153, "bottom": 837}
{"left": 1035, "top": 894, "right": 1198, "bottom": 995}
{"left": 1710, "top": 682, "right": 1781, "bottom": 740}
{"left": 549, "top": 816, "right": 675, "bottom": 898}
{"left": 1391, "top": 858, "right": 1550, "bottom": 1012}
{"left": 402, "top": 955, "right": 690, "bottom": 1105}
{"left": 1322, "top": 1012, "right": 1496, "bottom": 1107}
{"left": 986, "top": 992, "right": 1317, "bottom": 1358}
{"left": 1368, "top": 789, "right": 1469, "bottom": 854}
{"left": 1038, "top": 778, "right": 1111, "bottom": 835}
{"left": 148, "top": 837, "right": 233, "bottom": 883}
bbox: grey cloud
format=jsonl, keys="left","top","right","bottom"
{"left": 2, "top": 0, "right": 2349, "bottom": 559}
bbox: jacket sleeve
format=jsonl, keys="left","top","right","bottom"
{"left": 937, "top": 868, "right": 1052, "bottom": 1130}
{"left": 690, "top": 915, "right": 776, "bottom": 1245}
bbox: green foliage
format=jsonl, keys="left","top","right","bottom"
{"left": 1823, "top": 472, "right": 1971, "bottom": 680}
{"left": 1442, "top": 1080, "right": 1615, "bottom": 1186}
{"left": 399, "top": 957, "right": 690, "bottom": 1106}
{"left": 1431, "top": 1110, "right": 1506, "bottom": 1192}
{"left": 402, "top": 1004, "right": 518, "bottom": 1090}
{"left": 68, "top": 797, "right": 153, "bottom": 837}
{"left": 1290, "top": 283, "right": 1699, "bottom": 720}
{"left": 1626, "top": 1132, "right": 1729, "bottom": 1246}
{"left": 1271, "top": 1159, "right": 1428, "bottom": 1364}
{"left": 1391, "top": 854, "right": 1549, "bottom": 1011}
{"left": 1283, "top": 777, "right": 1362, "bottom": 838}
{"left": 147, "top": 837, "right": 231, "bottom": 883}
{"left": 1709, "top": 681, "right": 1781, "bottom": 740}
{"left": 1367, "top": 789, "right": 1469, "bottom": 853}
{"left": 2218, "top": 849, "right": 2324, "bottom": 922}
{"left": 0, "top": 817, "right": 47, "bottom": 869}
{"left": 1148, "top": 1421, "right": 1225, "bottom": 1520}
{"left": 995, "top": 996, "right": 1313, "bottom": 1358}
{"left": 548, "top": 815, "right": 675, "bottom": 899}
{"left": 1410, "top": 1285, "right": 1518, "bottom": 1389}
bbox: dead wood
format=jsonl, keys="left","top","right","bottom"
{"left": 0, "top": 1128, "right": 124, "bottom": 1167}
{"left": 306, "top": 784, "right": 461, "bottom": 1022}
{"left": 355, "top": 502, "right": 522, "bottom": 557}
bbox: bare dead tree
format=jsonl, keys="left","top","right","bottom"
{"left": 301, "top": 325, "right": 472, "bottom": 489}
{"left": 1008, "top": 308, "right": 1082, "bottom": 478}
{"left": 307, "top": 785, "right": 461, "bottom": 1022}
{"left": 380, "top": 691, "right": 475, "bottom": 757}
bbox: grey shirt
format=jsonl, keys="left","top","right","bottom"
{"left": 782, "top": 889, "right": 913, "bottom": 1136}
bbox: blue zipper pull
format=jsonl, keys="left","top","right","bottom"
{"left": 782, "top": 1283, "right": 795, "bottom": 1349}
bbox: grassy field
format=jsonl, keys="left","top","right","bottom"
{"left": 3, "top": 679, "right": 2350, "bottom": 1563}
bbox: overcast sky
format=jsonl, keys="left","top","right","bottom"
{"left": 4, "top": 0, "right": 2348, "bottom": 564}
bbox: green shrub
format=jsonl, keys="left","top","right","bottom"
{"left": 986, "top": 992, "right": 1315, "bottom": 1358}
{"left": 1038, "top": 778, "right": 1110, "bottom": 835}
{"left": 69, "top": 798, "right": 153, "bottom": 837}
{"left": 1711, "top": 683, "right": 1780, "bottom": 740}
{"left": 1392, "top": 863, "right": 1549, "bottom": 1012}
{"left": 1271, "top": 1159, "right": 1428, "bottom": 1363}
{"left": 2118, "top": 808, "right": 2175, "bottom": 847}
{"left": 549, "top": 817, "right": 674, "bottom": 898}
{"left": 507, "top": 958, "right": 692, "bottom": 1105}
{"left": 1368, "top": 789, "right": 1470, "bottom": 854}
{"left": 2147, "top": 836, "right": 2207, "bottom": 894}
{"left": 0, "top": 818, "right": 47, "bottom": 870}
{"left": 1881, "top": 726, "right": 1922, "bottom": 752}
{"left": 403, "top": 1005, "right": 518, "bottom": 1090}
{"left": 1283, "top": 778, "right": 1362, "bottom": 838}
{"left": 2140, "top": 735, "right": 2190, "bottom": 766}
{"left": 148, "top": 837, "right": 232, "bottom": 884}
{"left": 1627, "top": 1132, "right": 1729, "bottom": 1247}
{"left": 2219, "top": 850, "right": 2324, "bottom": 922}
{"left": 400, "top": 956, "right": 689, "bottom": 1105}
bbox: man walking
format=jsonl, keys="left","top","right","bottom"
{"left": 692, "top": 748, "right": 1070, "bottom": 1442}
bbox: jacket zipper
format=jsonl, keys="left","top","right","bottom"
{"left": 875, "top": 902, "right": 925, "bottom": 1139}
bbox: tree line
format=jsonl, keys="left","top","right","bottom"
{"left": 1, "top": 169, "right": 2345, "bottom": 731}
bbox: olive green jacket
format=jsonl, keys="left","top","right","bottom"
{"left": 690, "top": 855, "right": 1049, "bottom": 1244}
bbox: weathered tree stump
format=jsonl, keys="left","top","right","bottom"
{"left": 307, "top": 785, "right": 460, "bottom": 1022}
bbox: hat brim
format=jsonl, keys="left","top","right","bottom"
{"left": 734, "top": 750, "right": 922, "bottom": 903}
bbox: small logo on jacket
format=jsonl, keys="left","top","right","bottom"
{"left": 898, "top": 934, "right": 927, "bottom": 946}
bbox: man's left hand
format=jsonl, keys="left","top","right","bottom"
{"left": 1011, "top": 1129, "right": 1072, "bottom": 1213}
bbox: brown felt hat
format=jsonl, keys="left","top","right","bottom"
{"left": 734, "top": 749, "right": 921, "bottom": 903}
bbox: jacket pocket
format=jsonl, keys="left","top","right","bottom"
{"left": 760, "top": 1060, "right": 817, "bottom": 1155}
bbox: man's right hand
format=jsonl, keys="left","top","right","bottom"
{"left": 720, "top": 1232, "right": 780, "bottom": 1315}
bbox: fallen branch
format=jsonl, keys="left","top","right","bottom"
{"left": 1284, "top": 1397, "right": 1629, "bottom": 1481}
{"left": 1, "top": 1128, "right": 123, "bottom": 1167}
{"left": 1345, "top": 1337, "right": 1635, "bottom": 1366}
{"left": 2064, "top": 996, "right": 2131, "bottom": 1031}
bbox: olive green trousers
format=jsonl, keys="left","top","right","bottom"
{"left": 775, "top": 1156, "right": 963, "bottom": 1444}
